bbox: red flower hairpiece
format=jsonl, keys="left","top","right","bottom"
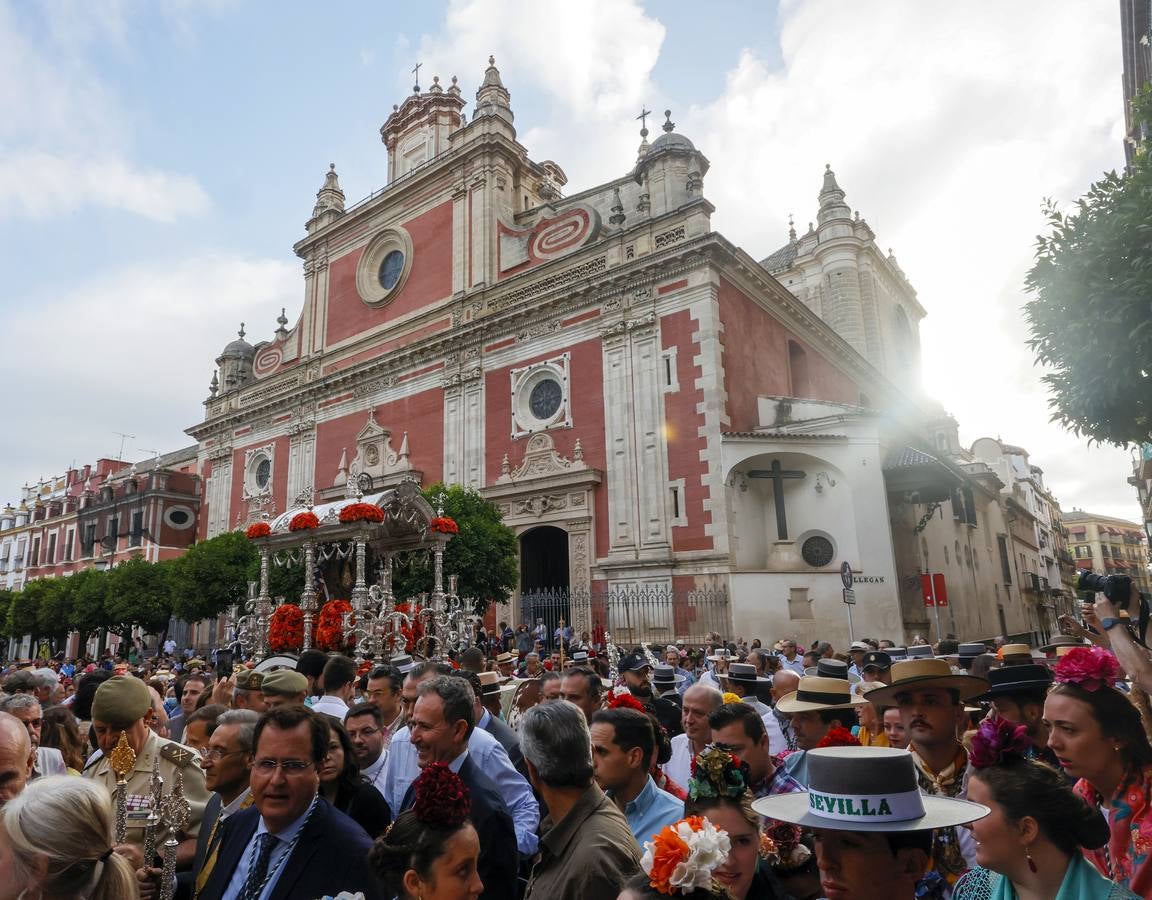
{"left": 245, "top": 522, "right": 271, "bottom": 539}
{"left": 1054, "top": 646, "right": 1120, "bottom": 692}
{"left": 608, "top": 690, "right": 648, "bottom": 713}
{"left": 815, "top": 726, "right": 861, "bottom": 749}
{"left": 969, "top": 715, "right": 1031, "bottom": 769}
{"left": 412, "top": 763, "right": 470, "bottom": 829}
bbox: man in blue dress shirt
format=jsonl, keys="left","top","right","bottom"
{"left": 589, "top": 706, "right": 683, "bottom": 846}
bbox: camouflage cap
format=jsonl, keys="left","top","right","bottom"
{"left": 91, "top": 674, "right": 153, "bottom": 726}
{"left": 233, "top": 670, "right": 264, "bottom": 691}
{"left": 261, "top": 669, "right": 308, "bottom": 696}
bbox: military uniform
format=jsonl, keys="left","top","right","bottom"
{"left": 84, "top": 729, "right": 210, "bottom": 851}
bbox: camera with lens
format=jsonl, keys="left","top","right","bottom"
{"left": 1076, "top": 570, "right": 1133, "bottom": 610}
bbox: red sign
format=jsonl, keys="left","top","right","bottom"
{"left": 920, "top": 573, "right": 949, "bottom": 607}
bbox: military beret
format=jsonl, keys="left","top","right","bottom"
{"left": 234, "top": 670, "right": 264, "bottom": 691}
{"left": 91, "top": 674, "right": 153, "bottom": 726}
{"left": 261, "top": 669, "right": 308, "bottom": 696}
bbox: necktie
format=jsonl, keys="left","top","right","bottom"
{"left": 239, "top": 833, "right": 278, "bottom": 900}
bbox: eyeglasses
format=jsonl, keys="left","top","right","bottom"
{"left": 200, "top": 747, "right": 246, "bottom": 761}
{"left": 346, "top": 726, "right": 380, "bottom": 739}
{"left": 252, "top": 758, "right": 315, "bottom": 775}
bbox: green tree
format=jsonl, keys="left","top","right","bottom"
{"left": 1024, "top": 87, "right": 1152, "bottom": 445}
{"left": 104, "top": 556, "right": 175, "bottom": 641}
{"left": 70, "top": 567, "right": 110, "bottom": 641}
{"left": 26, "top": 578, "right": 72, "bottom": 652}
{"left": 0, "top": 589, "right": 13, "bottom": 646}
{"left": 6, "top": 587, "right": 39, "bottom": 648}
{"left": 169, "top": 531, "right": 259, "bottom": 623}
{"left": 392, "top": 483, "right": 518, "bottom": 613}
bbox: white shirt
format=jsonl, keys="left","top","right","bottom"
{"left": 381, "top": 722, "right": 539, "bottom": 855}
{"left": 762, "top": 706, "right": 788, "bottom": 756}
{"left": 310, "top": 695, "right": 350, "bottom": 722}
{"left": 697, "top": 670, "right": 724, "bottom": 691}
{"left": 220, "top": 787, "right": 252, "bottom": 819}
{"left": 360, "top": 749, "right": 388, "bottom": 797}
{"left": 663, "top": 733, "right": 694, "bottom": 788}
{"left": 780, "top": 656, "right": 806, "bottom": 676}
{"left": 34, "top": 747, "right": 67, "bottom": 777}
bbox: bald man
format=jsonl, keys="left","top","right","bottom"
{"left": 663, "top": 684, "right": 723, "bottom": 787}
{"left": 0, "top": 711, "right": 34, "bottom": 808}
{"left": 767, "top": 669, "right": 800, "bottom": 753}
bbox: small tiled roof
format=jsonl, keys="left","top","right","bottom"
{"left": 884, "top": 446, "right": 941, "bottom": 470}
{"left": 723, "top": 431, "right": 844, "bottom": 441}
{"left": 760, "top": 241, "right": 799, "bottom": 273}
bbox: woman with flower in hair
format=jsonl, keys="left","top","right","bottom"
{"left": 1043, "top": 645, "right": 1152, "bottom": 895}
{"left": 618, "top": 816, "right": 735, "bottom": 899}
{"left": 369, "top": 763, "right": 483, "bottom": 900}
{"left": 953, "top": 716, "right": 1135, "bottom": 899}
{"left": 684, "top": 746, "right": 801, "bottom": 900}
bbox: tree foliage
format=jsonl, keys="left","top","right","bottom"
{"left": 1024, "top": 87, "right": 1152, "bottom": 445}
{"left": 69, "top": 568, "right": 110, "bottom": 640}
{"left": 104, "top": 556, "right": 175, "bottom": 640}
{"left": 392, "top": 483, "right": 519, "bottom": 614}
{"left": 26, "top": 578, "right": 72, "bottom": 651}
{"left": 169, "top": 531, "right": 258, "bottom": 623}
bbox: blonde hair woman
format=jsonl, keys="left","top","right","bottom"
{"left": 0, "top": 776, "right": 138, "bottom": 900}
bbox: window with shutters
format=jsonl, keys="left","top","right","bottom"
{"left": 130, "top": 511, "right": 144, "bottom": 547}
{"left": 997, "top": 536, "right": 1012, "bottom": 584}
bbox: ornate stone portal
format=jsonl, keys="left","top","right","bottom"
{"left": 481, "top": 433, "right": 601, "bottom": 631}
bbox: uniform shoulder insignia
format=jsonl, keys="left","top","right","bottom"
{"left": 82, "top": 752, "right": 104, "bottom": 773}
{"left": 160, "top": 743, "right": 196, "bottom": 768}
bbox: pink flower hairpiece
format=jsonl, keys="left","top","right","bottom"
{"left": 969, "top": 715, "right": 1031, "bottom": 769}
{"left": 1053, "top": 646, "right": 1120, "bottom": 692}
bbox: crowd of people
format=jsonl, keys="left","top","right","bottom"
{"left": 0, "top": 592, "right": 1150, "bottom": 899}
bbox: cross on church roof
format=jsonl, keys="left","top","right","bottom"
{"left": 636, "top": 107, "right": 652, "bottom": 138}
{"left": 412, "top": 61, "right": 422, "bottom": 93}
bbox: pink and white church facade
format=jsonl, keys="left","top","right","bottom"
{"left": 188, "top": 59, "right": 960, "bottom": 648}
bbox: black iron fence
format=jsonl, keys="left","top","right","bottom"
{"left": 520, "top": 585, "right": 731, "bottom": 648}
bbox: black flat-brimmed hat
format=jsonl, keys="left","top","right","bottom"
{"left": 905, "top": 645, "right": 934, "bottom": 659}
{"left": 387, "top": 653, "right": 415, "bottom": 674}
{"left": 652, "top": 664, "right": 686, "bottom": 686}
{"left": 803, "top": 658, "right": 861, "bottom": 684}
{"left": 865, "top": 659, "right": 990, "bottom": 707}
{"left": 566, "top": 650, "right": 591, "bottom": 667}
{"left": 619, "top": 649, "right": 652, "bottom": 673}
{"left": 775, "top": 676, "right": 867, "bottom": 713}
{"left": 862, "top": 651, "right": 892, "bottom": 671}
{"left": 723, "top": 662, "right": 770, "bottom": 685}
{"left": 979, "top": 664, "right": 1053, "bottom": 699}
{"left": 752, "top": 747, "right": 990, "bottom": 832}
{"left": 948, "top": 642, "right": 988, "bottom": 660}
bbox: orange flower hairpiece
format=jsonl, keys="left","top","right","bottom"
{"left": 641, "top": 816, "right": 731, "bottom": 895}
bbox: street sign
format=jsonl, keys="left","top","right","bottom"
{"left": 842, "top": 588, "right": 856, "bottom": 605}
{"left": 840, "top": 561, "right": 854, "bottom": 590}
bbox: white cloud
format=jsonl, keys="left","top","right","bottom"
{"left": 679, "top": 1, "right": 1139, "bottom": 520}
{"left": 0, "top": 1, "right": 211, "bottom": 222}
{"left": 0, "top": 255, "right": 298, "bottom": 493}
{"left": 0, "top": 150, "right": 211, "bottom": 221}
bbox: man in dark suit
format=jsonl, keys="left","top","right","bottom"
{"left": 404, "top": 675, "right": 518, "bottom": 900}
{"left": 195, "top": 706, "right": 383, "bottom": 900}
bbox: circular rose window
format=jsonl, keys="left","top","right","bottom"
{"left": 801, "top": 535, "right": 834, "bottom": 568}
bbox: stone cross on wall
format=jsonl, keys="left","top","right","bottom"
{"left": 748, "top": 460, "right": 806, "bottom": 540}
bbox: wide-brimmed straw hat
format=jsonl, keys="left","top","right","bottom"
{"left": 804, "top": 658, "right": 860, "bottom": 684}
{"left": 865, "top": 659, "right": 989, "bottom": 706}
{"left": 706, "top": 648, "right": 734, "bottom": 663}
{"left": 775, "top": 676, "right": 867, "bottom": 713}
{"left": 752, "top": 747, "right": 990, "bottom": 832}
{"left": 494, "top": 651, "right": 517, "bottom": 666}
{"left": 998, "top": 643, "right": 1033, "bottom": 661}
{"left": 478, "top": 670, "right": 516, "bottom": 695}
{"left": 1037, "top": 635, "right": 1088, "bottom": 655}
{"left": 653, "top": 664, "right": 687, "bottom": 686}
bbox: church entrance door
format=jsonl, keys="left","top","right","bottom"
{"left": 520, "top": 526, "right": 570, "bottom": 650}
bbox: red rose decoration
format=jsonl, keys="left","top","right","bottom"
{"left": 339, "top": 502, "right": 385, "bottom": 524}
{"left": 816, "top": 726, "right": 861, "bottom": 749}
{"left": 269, "top": 604, "right": 304, "bottom": 652}
{"left": 430, "top": 516, "right": 459, "bottom": 534}
{"left": 316, "top": 599, "right": 354, "bottom": 652}
{"left": 288, "top": 511, "right": 320, "bottom": 531}
{"left": 245, "top": 522, "right": 271, "bottom": 539}
{"left": 1054, "top": 645, "right": 1121, "bottom": 692}
{"left": 607, "top": 690, "right": 647, "bottom": 713}
{"left": 412, "top": 763, "right": 470, "bottom": 828}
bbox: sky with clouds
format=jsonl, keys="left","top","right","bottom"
{"left": 0, "top": 0, "right": 1142, "bottom": 522}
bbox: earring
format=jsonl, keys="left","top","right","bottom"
{"left": 1025, "top": 846, "right": 1037, "bottom": 874}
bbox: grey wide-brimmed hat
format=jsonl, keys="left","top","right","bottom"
{"left": 653, "top": 664, "right": 686, "bottom": 686}
{"left": 905, "top": 645, "right": 934, "bottom": 659}
{"left": 775, "top": 676, "right": 868, "bottom": 713}
{"left": 723, "top": 662, "right": 770, "bottom": 685}
{"left": 804, "top": 658, "right": 860, "bottom": 684}
{"left": 752, "top": 747, "right": 989, "bottom": 832}
{"left": 388, "top": 653, "right": 415, "bottom": 674}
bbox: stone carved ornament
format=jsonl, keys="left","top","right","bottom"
{"left": 497, "top": 433, "right": 587, "bottom": 483}
{"left": 332, "top": 410, "right": 415, "bottom": 488}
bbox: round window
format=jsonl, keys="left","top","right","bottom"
{"left": 255, "top": 458, "right": 271, "bottom": 489}
{"left": 529, "top": 378, "right": 563, "bottom": 421}
{"left": 801, "top": 535, "right": 834, "bottom": 568}
{"left": 378, "top": 250, "right": 405, "bottom": 291}
{"left": 167, "top": 510, "right": 190, "bottom": 526}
